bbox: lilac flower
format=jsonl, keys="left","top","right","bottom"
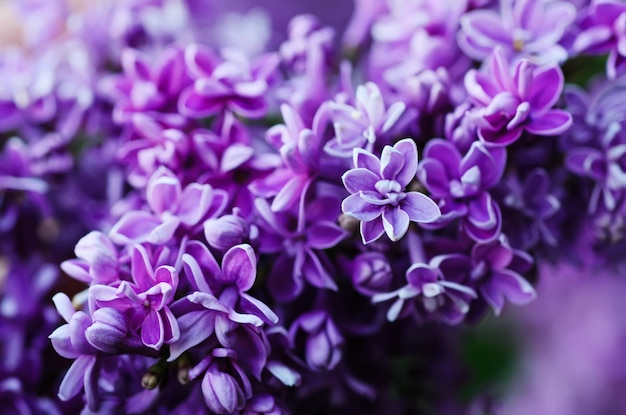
{"left": 204, "top": 209, "right": 257, "bottom": 251}
{"left": 289, "top": 310, "right": 343, "bottom": 372}
{"left": 60, "top": 231, "right": 119, "bottom": 285}
{"left": 170, "top": 242, "right": 276, "bottom": 369}
{"left": 465, "top": 47, "right": 572, "bottom": 146}
{"left": 373, "top": 254, "right": 477, "bottom": 324}
{"left": 48, "top": 293, "right": 100, "bottom": 410}
{"left": 349, "top": 251, "right": 394, "bottom": 296}
{"left": 255, "top": 196, "right": 347, "bottom": 301}
{"left": 566, "top": 121, "right": 626, "bottom": 213}
{"left": 189, "top": 350, "right": 252, "bottom": 414}
{"left": 341, "top": 138, "right": 441, "bottom": 244}
{"left": 500, "top": 168, "right": 561, "bottom": 248}
{"left": 469, "top": 234, "right": 536, "bottom": 316}
{"left": 280, "top": 14, "right": 335, "bottom": 74}
{"left": 325, "top": 82, "right": 405, "bottom": 157}
{"left": 89, "top": 244, "right": 180, "bottom": 350}
{"left": 109, "top": 166, "right": 228, "bottom": 245}
{"left": 418, "top": 139, "right": 506, "bottom": 242}
{"left": 458, "top": 0, "right": 576, "bottom": 65}
{"left": 179, "top": 44, "right": 279, "bottom": 119}
{"left": 101, "top": 46, "right": 189, "bottom": 126}
{"left": 574, "top": 0, "right": 626, "bottom": 79}
{"left": 251, "top": 103, "right": 325, "bottom": 212}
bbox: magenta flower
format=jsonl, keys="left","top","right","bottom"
{"left": 89, "top": 245, "right": 180, "bottom": 350}
{"left": 109, "top": 166, "right": 228, "bottom": 245}
{"left": 465, "top": 47, "right": 572, "bottom": 146}
{"left": 574, "top": 0, "right": 626, "bottom": 79}
{"left": 459, "top": 0, "right": 576, "bottom": 64}
{"left": 341, "top": 138, "right": 441, "bottom": 244}
{"left": 178, "top": 44, "right": 279, "bottom": 119}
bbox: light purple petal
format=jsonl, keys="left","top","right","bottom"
{"left": 221, "top": 244, "right": 257, "bottom": 291}
{"left": 402, "top": 192, "right": 441, "bottom": 223}
{"left": 360, "top": 218, "right": 385, "bottom": 244}
{"left": 342, "top": 193, "right": 385, "bottom": 222}
{"left": 342, "top": 168, "right": 380, "bottom": 194}
{"left": 382, "top": 207, "right": 410, "bottom": 242}
{"left": 526, "top": 109, "right": 572, "bottom": 136}
{"left": 109, "top": 211, "right": 162, "bottom": 245}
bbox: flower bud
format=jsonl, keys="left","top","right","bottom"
{"left": 204, "top": 214, "right": 248, "bottom": 251}
{"left": 352, "top": 252, "right": 393, "bottom": 296}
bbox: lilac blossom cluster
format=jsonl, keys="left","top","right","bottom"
{"left": 0, "top": 0, "right": 625, "bottom": 414}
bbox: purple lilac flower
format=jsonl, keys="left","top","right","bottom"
{"left": 325, "top": 82, "right": 405, "bottom": 157}
{"left": 89, "top": 244, "right": 180, "bottom": 350}
{"left": 251, "top": 103, "right": 326, "bottom": 212}
{"left": 499, "top": 168, "right": 561, "bottom": 249}
{"left": 465, "top": 47, "right": 572, "bottom": 146}
{"left": 109, "top": 166, "right": 228, "bottom": 245}
{"left": 170, "top": 242, "right": 277, "bottom": 364}
{"left": 289, "top": 310, "right": 344, "bottom": 372}
{"left": 418, "top": 139, "right": 505, "bottom": 242}
{"left": 178, "top": 44, "right": 279, "bottom": 119}
{"left": 48, "top": 293, "right": 100, "bottom": 410}
{"left": 566, "top": 121, "right": 626, "bottom": 213}
{"left": 341, "top": 138, "right": 441, "bottom": 244}
{"left": 369, "top": 0, "right": 470, "bottom": 83}
{"left": 458, "top": 0, "right": 576, "bottom": 65}
{"left": 373, "top": 253, "right": 477, "bottom": 324}
{"left": 255, "top": 196, "right": 347, "bottom": 301}
{"left": 60, "top": 231, "right": 119, "bottom": 285}
{"left": 469, "top": 234, "right": 536, "bottom": 316}
{"left": 101, "top": 46, "right": 189, "bottom": 127}
{"left": 574, "top": 0, "right": 626, "bottom": 79}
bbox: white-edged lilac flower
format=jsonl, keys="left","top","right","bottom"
{"left": 465, "top": 47, "right": 572, "bottom": 146}
{"left": 325, "top": 82, "right": 405, "bottom": 157}
{"left": 109, "top": 166, "right": 228, "bottom": 245}
{"left": 341, "top": 138, "right": 441, "bottom": 244}
{"left": 459, "top": 0, "right": 576, "bottom": 65}
{"left": 89, "top": 244, "right": 180, "bottom": 350}
{"left": 373, "top": 254, "right": 477, "bottom": 324}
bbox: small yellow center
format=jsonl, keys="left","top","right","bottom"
{"left": 513, "top": 39, "right": 524, "bottom": 52}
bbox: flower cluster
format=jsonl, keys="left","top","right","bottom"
{"left": 0, "top": 0, "right": 623, "bottom": 413}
